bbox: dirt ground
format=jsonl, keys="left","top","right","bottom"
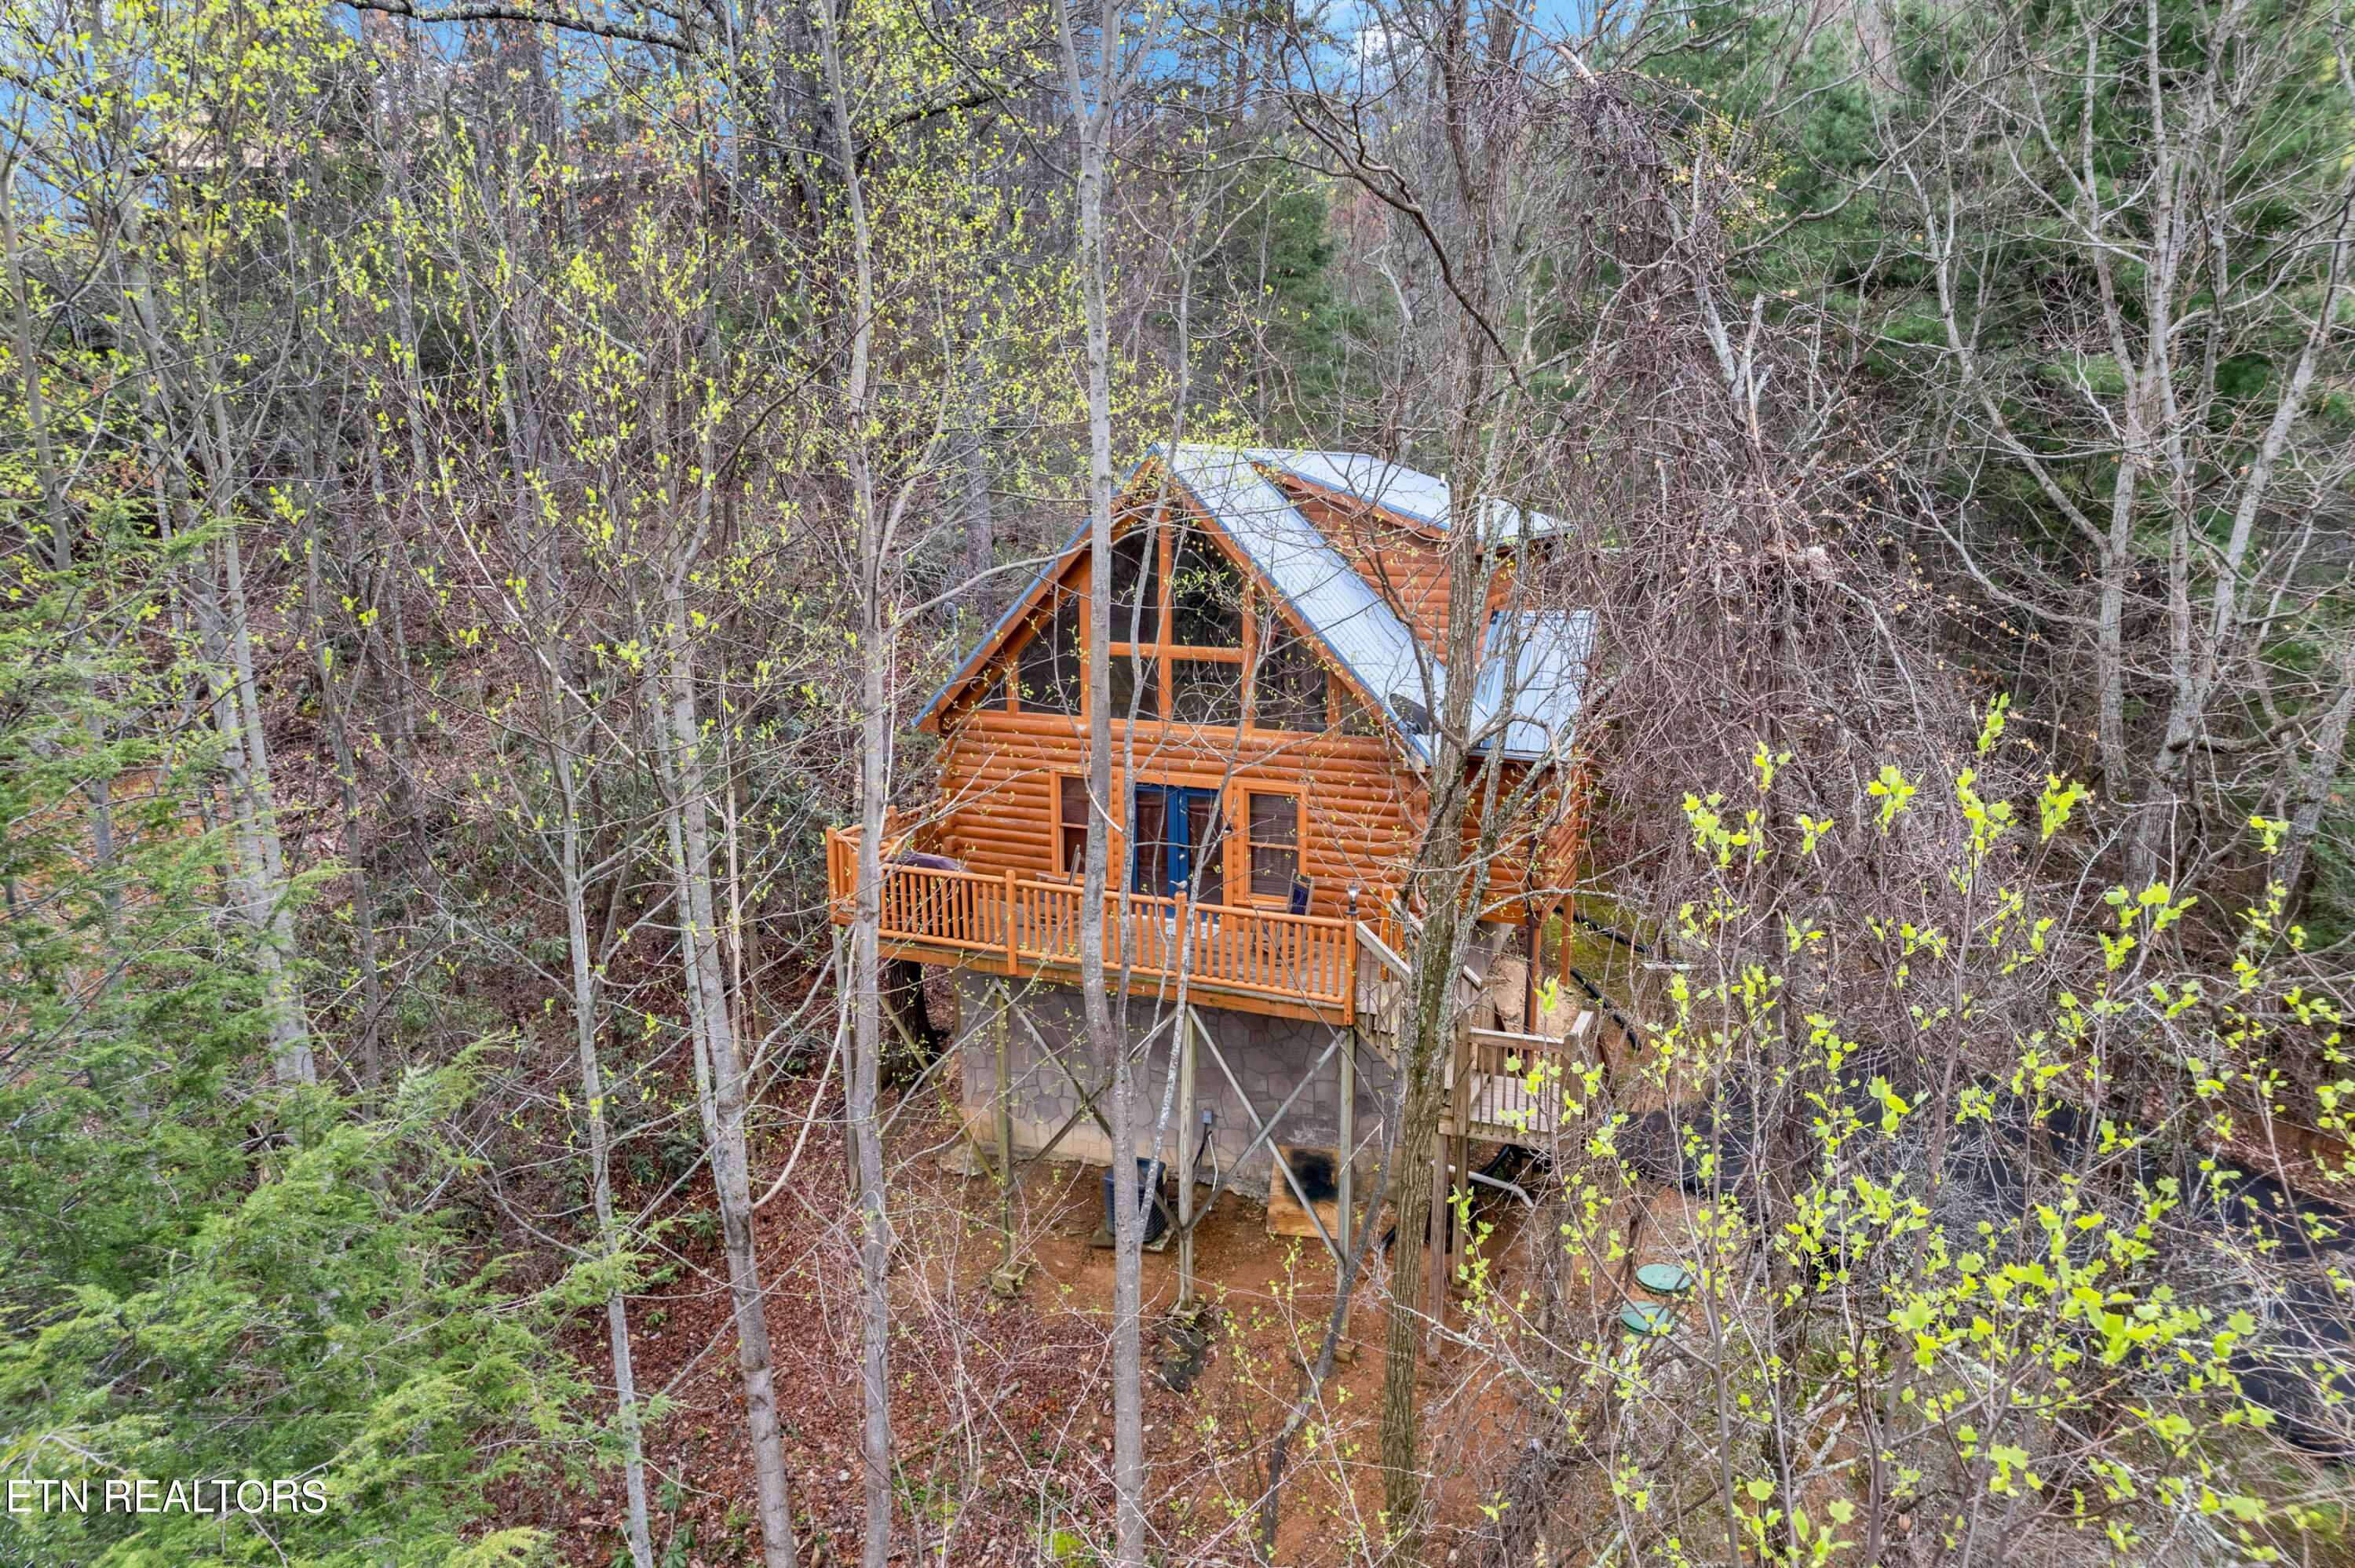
{"left": 516, "top": 1045, "right": 1635, "bottom": 1568}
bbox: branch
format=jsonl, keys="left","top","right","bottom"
{"left": 337, "top": 0, "right": 688, "bottom": 50}
{"left": 882, "top": 84, "right": 1005, "bottom": 133}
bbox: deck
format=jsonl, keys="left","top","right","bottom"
{"left": 827, "top": 826, "right": 1362, "bottom": 1023}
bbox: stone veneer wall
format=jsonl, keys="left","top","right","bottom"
{"left": 952, "top": 971, "right": 1396, "bottom": 1199}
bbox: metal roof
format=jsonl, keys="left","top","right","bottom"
{"left": 915, "top": 446, "right": 1589, "bottom": 761}
{"left": 1163, "top": 444, "right": 1443, "bottom": 764}
{"left": 1470, "top": 609, "right": 1596, "bottom": 759}
{"left": 1247, "top": 448, "right": 1569, "bottom": 542}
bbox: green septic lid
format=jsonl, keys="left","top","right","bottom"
{"left": 1634, "top": 1263, "right": 1695, "bottom": 1297}
{"left": 1619, "top": 1304, "right": 1678, "bottom": 1338}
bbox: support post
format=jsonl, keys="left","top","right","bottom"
{"left": 995, "top": 979, "right": 1013, "bottom": 1267}
{"left": 1003, "top": 866, "right": 1020, "bottom": 975}
{"left": 1178, "top": 1004, "right": 1197, "bottom": 1308}
{"left": 1341, "top": 888, "right": 1359, "bottom": 1265}
{"left": 1337, "top": 1027, "right": 1355, "bottom": 1260}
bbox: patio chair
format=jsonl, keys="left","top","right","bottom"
{"left": 1287, "top": 877, "right": 1315, "bottom": 916}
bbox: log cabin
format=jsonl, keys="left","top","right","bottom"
{"left": 826, "top": 445, "right": 1601, "bottom": 1290}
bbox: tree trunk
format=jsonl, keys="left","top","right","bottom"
{"left": 812, "top": 5, "right": 899, "bottom": 1559}
{"left": 113, "top": 200, "right": 312, "bottom": 1084}
{"left": 187, "top": 299, "right": 312, "bottom": 1082}
{"left": 958, "top": 417, "right": 992, "bottom": 622}
{"left": 1053, "top": 0, "right": 1143, "bottom": 1555}
{"left": 5, "top": 155, "right": 121, "bottom": 947}
{"left": 657, "top": 586, "right": 801, "bottom": 1568}
{"left": 2, "top": 159, "right": 69, "bottom": 571}
{"left": 305, "top": 483, "right": 386, "bottom": 1088}
{"left": 557, "top": 732, "right": 657, "bottom": 1568}
{"left": 2278, "top": 640, "right": 2355, "bottom": 913}
{"left": 1372, "top": 158, "right": 1514, "bottom": 1544}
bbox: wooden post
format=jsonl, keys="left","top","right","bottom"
{"left": 995, "top": 979, "right": 1014, "bottom": 1267}
{"left": 1003, "top": 866, "right": 1020, "bottom": 975}
{"left": 1341, "top": 907, "right": 1358, "bottom": 1025}
{"left": 1337, "top": 1026, "right": 1355, "bottom": 1261}
{"left": 1178, "top": 1004, "right": 1197, "bottom": 1308}
{"left": 1340, "top": 892, "right": 1359, "bottom": 1264}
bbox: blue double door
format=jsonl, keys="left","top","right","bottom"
{"left": 1131, "top": 785, "right": 1227, "bottom": 903}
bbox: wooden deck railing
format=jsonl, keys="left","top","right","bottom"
{"left": 827, "top": 826, "right": 1356, "bottom": 1021}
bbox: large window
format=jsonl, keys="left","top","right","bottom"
{"left": 1333, "top": 684, "right": 1382, "bottom": 737}
{"left": 1251, "top": 629, "right": 1327, "bottom": 732}
{"left": 1097, "top": 522, "right": 1247, "bottom": 727}
{"left": 1058, "top": 776, "right": 1090, "bottom": 874}
{"left": 1108, "top": 648, "right": 1159, "bottom": 720}
{"left": 1169, "top": 530, "right": 1243, "bottom": 647}
{"left": 1247, "top": 792, "right": 1301, "bottom": 899}
{"left": 1171, "top": 658, "right": 1244, "bottom": 726}
{"left": 1015, "top": 593, "right": 1082, "bottom": 713}
{"left": 1106, "top": 530, "right": 1160, "bottom": 644}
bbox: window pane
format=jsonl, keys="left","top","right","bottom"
{"left": 1170, "top": 659, "right": 1243, "bottom": 726}
{"left": 1248, "top": 793, "right": 1300, "bottom": 899}
{"left": 1107, "top": 530, "right": 1160, "bottom": 644}
{"left": 1333, "top": 679, "right": 1382, "bottom": 736}
{"left": 1108, "top": 650, "right": 1159, "bottom": 720}
{"left": 1252, "top": 630, "right": 1327, "bottom": 732}
{"left": 1060, "top": 777, "right": 1090, "bottom": 873}
{"left": 1131, "top": 787, "right": 1170, "bottom": 894}
{"left": 1016, "top": 595, "right": 1081, "bottom": 713}
{"left": 1168, "top": 531, "right": 1242, "bottom": 647}
{"left": 1184, "top": 794, "right": 1226, "bottom": 905}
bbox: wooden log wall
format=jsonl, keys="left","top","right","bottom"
{"left": 932, "top": 709, "right": 1425, "bottom": 918}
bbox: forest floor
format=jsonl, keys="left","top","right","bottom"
{"left": 513, "top": 1045, "right": 1612, "bottom": 1568}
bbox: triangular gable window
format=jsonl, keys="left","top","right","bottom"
{"left": 1015, "top": 593, "right": 1082, "bottom": 713}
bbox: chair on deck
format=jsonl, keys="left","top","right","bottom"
{"left": 884, "top": 850, "right": 965, "bottom": 939}
{"left": 1245, "top": 877, "right": 1315, "bottom": 989}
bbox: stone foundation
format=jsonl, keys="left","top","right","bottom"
{"left": 951, "top": 970, "right": 1396, "bottom": 1199}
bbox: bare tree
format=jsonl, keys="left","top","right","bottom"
{"left": 1864, "top": 0, "right": 2355, "bottom": 901}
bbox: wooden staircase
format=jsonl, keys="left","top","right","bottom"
{"left": 1351, "top": 916, "right": 1612, "bottom": 1149}
{"left": 1352, "top": 915, "right": 1625, "bottom": 1328}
